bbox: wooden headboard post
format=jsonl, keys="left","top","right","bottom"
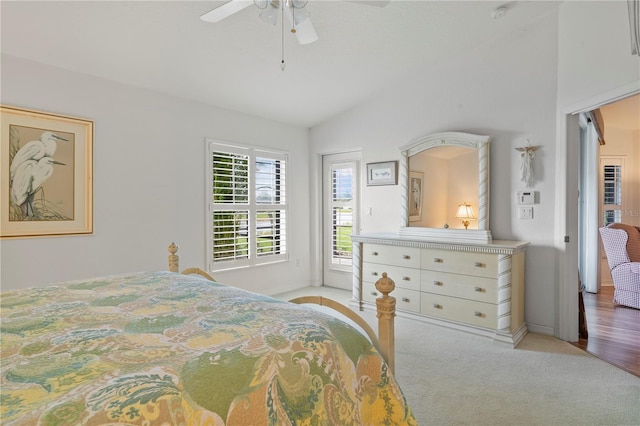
{"left": 168, "top": 242, "right": 179, "bottom": 273}
{"left": 375, "top": 272, "right": 396, "bottom": 375}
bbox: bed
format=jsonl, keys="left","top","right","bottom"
{"left": 1, "top": 244, "right": 415, "bottom": 425}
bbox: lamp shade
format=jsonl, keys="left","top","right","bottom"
{"left": 455, "top": 203, "right": 476, "bottom": 219}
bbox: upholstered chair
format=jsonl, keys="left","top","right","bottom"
{"left": 599, "top": 223, "right": 640, "bottom": 309}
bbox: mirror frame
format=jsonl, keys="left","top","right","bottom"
{"left": 398, "top": 131, "right": 492, "bottom": 243}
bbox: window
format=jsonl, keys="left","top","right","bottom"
{"left": 601, "top": 159, "right": 623, "bottom": 227}
{"left": 603, "top": 164, "right": 622, "bottom": 205}
{"left": 330, "top": 165, "right": 354, "bottom": 267}
{"left": 207, "top": 141, "right": 287, "bottom": 270}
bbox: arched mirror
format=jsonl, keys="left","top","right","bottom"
{"left": 398, "top": 132, "right": 492, "bottom": 243}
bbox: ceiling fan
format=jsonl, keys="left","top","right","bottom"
{"left": 200, "top": 0, "right": 390, "bottom": 46}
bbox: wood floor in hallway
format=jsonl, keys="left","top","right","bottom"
{"left": 572, "top": 286, "right": 640, "bottom": 377}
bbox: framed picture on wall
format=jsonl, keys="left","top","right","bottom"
{"left": 409, "top": 171, "right": 423, "bottom": 222}
{"left": 366, "top": 161, "right": 398, "bottom": 186}
{"left": 1, "top": 105, "right": 93, "bottom": 238}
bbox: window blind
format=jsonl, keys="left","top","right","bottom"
{"left": 208, "top": 141, "right": 288, "bottom": 270}
{"left": 603, "top": 164, "right": 622, "bottom": 206}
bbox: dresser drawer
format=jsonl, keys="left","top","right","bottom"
{"left": 363, "top": 282, "right": 420, "bottom": 313}
{"left": 421, "top": 248, "right": 498, "bottom": 278}
{"left": 421, "top": 270, "right": 497, "bottom": 303}
{"left": 362, "top": 263, "right": 420, "bottom": 291}
{"left": 421, "top": 294, "right": 497, "bottom": 329}
{"left": 363, "top": 244, "right": 420, "bottom": 268}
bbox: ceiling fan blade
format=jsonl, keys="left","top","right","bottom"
{"left": 283, "top": 6, "right": 318, "bottom": 45}
{"left": 200, "top": 0, "right": 254, "bottom": 23}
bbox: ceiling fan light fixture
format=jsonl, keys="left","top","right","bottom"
{"left": 254, "top": 0, "right": 270, "bottom": 9}
{"left": 292, "top": 9, "right": 310, "bottom": 26}
{"left": 259, "top": 6, "right": 278, "bottom": 25}
{"left": 291, "top": 0, "right": 308, "bottom": 9}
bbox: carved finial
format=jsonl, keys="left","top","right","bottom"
{"left": 376, "top": 272, "right": 396, "bottom": 328}
{"left": 168, "top": 242, "right": 178, "bottom": 255}
{"left": 168, "top": 242, "right": 179, "bottom": 273}
{"left": 375, "top": 272, "right": 395, "bottom": 297}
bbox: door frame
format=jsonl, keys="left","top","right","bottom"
{"left": 310, "top": 149, "right": 363, "bottom": 290}
{"left": 578, "top": 113, "right": 601, "bottom": 294}
{"left": 556, "top": 82, "right": 639, "bottom": 342}
{"left": 321, "top": 151, "right": 361, "bottom": 290}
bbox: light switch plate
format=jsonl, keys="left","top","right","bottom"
{"left": 518, "top": 206, "right": 533, "bottom": 219}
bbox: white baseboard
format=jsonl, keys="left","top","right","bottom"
{"left": 527, "top": 323, "right": 555, "bottom": 336}
{"left": 268, "top": 281, "right": 315, "bottom": 296}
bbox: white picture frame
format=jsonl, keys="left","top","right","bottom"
{"left": 366, "top": 161, "right": 398, "bottom": 186}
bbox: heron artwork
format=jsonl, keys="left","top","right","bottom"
{"left": 9, "top": 131, "right": 68, "bottom": 218}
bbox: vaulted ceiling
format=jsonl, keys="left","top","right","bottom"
{"left": 2, "top": 1, "right": 562, "bottom": 127}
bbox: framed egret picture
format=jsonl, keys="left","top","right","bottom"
{"left": 366, "top": 161, "right": 397, "bottom": 186}
{"left": 1, "top": 106, "right": 93, "bottom": 238}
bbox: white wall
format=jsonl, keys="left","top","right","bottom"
{"left": 557, "top": 1, "right": 640, "bottom": 109}
{"left": 554, "top": 0, "right": 639, "bottom": 340}
{"left": 310, "top": 12, "right": 559, "bottom": 334}
{"left": 0, "top": 55, "right": 312, "bottom": 295}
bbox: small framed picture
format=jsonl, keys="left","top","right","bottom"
{"left": 409, "top": 171, "right": 423, "bottom": 222}
{"left": 366, "top": 161, "right": 398, "bottom": 186}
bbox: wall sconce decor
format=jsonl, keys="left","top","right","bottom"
{"left": 455, "top": 202, "right": 476, "bottom": 229}
{"left": 515, "top": 140, "right": 540, "bottom": 188}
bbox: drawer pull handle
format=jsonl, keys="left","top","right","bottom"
{"left": 402, "top": 297, "right": 411, "bottom": 303}
{"left": 402, "top": 276, "right": 411, "bottom": 281}
{"left": 474, "top": 262, "right": 485, "bottom": 268}
{"left": 474, "top": 287, "right": 484, "bottom": 292}
{"left": 433, "top": 258, "right": 443, "bottom": 263}
{"left": 371, "top": 291, "right": 378, "bottom": 296}
{"left": 474, "top": 311, "right": 483, "bottom": 317}
{"left": 371, "top": 272, "right": 378, "bottom": 276}
{"left": 403, "top": 254, "right": 411, "bottom": 260}
{"left": 371, "top": 251, "right": 379, "bottom": 256}
{"left": 433, "top": 281, "right": 443, "bottom": 286}
{"left": 433, "top": 303, "right": 443, "bottom": 309}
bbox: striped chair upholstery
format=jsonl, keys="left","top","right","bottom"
{"left": 599, "top": 223, "right": 640, "bottom": 309}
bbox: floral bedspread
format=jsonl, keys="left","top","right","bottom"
{"left": 1, "top": 271, "right": 415, "bottom": 425}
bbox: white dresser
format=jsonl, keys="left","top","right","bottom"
{"left": 352, "top": 233, "right": 529, "bottom": 346}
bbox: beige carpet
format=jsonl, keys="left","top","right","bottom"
{"left": 276, "top": 287, "right": 640, "bottom": 425}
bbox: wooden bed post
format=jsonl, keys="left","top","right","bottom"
{"left": 375, "top": 272, "right": 396, "bottom": 375}
{"left": 168, "top": 242, "right": 179, "bottom": 273}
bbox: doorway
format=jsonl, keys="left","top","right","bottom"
{"left": 558, "top": 86, "right": 639, "bottom": 343}
{"left": 574, "top": 93, "right": 640, "bottom": 374}
{"left": 322, "top": 152, "right": 361, "bottom": 290}
{"left": 578, "top": 94, "right": 639, "bottom": 294}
